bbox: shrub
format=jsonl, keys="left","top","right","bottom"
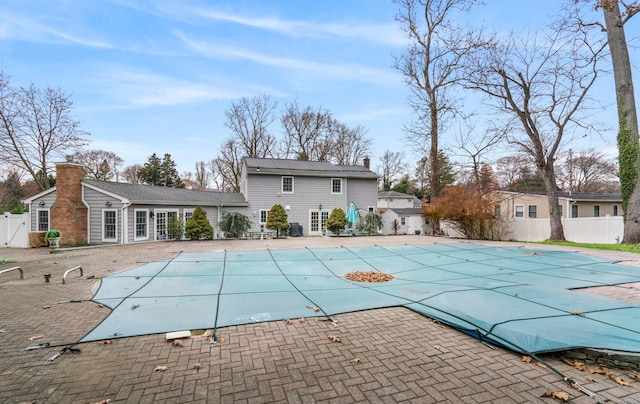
{"left": 219, "top": 211, "right": 252, "bottom": 238}
{"left": 167, "top": 215, "right": 185, "bottom": 240}
{"left": 10, "top": 205, "right": 25, "bottom": 214}
{"left": 185, "top": 207, "right": 213, "bottom": 240}
{"left": 326, "top": 208, "right": 347, "bottom": 235}
{"left": 266, "top": 204, "right": 290, "bottom": 237}
{"left": 46, "top": 229, "right": 61, "bottom": 239}
{"left": 423, "top": 185, "right": 504, "bottom": 240}
{"left": 356, "top": 212, "right": 384, "bottom": 236}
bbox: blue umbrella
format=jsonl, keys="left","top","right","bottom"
{"left": 347, "top": 202, "right": 359, "bottom": 223}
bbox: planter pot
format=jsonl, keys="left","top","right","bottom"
{"left": 47, "top": 237, "right": 61, "bottom": 248}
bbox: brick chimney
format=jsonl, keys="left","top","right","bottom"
{"left": 363, "top": 156, "right": 370, "bottom": 169}
{"left": 50, "top": 157, "right": 88, "bottom": 247}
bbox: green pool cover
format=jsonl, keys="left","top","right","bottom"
{"left": 82, "top": 243, "right": 640, "bottom": 354}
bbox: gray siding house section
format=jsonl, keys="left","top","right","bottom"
{"left": 241, "top": 157, "right": 378, "bottom": 236}
{"left": 24, "top": 157, "right": 377, "bottom": 245}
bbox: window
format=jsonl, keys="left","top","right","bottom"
{"left": 593, "top": 205, "right": 600, "bottom": 217}
{"left": 282, "top": 176, "right": 294, "bottom": 193}
{"left": 321, "top": 211, "right": 329, "bottom": 232}
{"left": 259, "top": 209, "right": 269, "bottom": 224}
{"left": 134, "top": 210, "right": 148, "bottom": 240}
{"left": 571, "top": 205, "right": 579, "bottom": 218}
{"left": 37, "top": 209, "right": 50, "bottom": 231}
{"left": 515, "top": 205, "right": 524, "bottom": 218}
{"left": 400, "top": 217, "right": 406, "bottom": 225}
{"left": 528, "top": 205, "right": 537, "bottom": 218}
{"left": 494, "top": 206, "right": 501, "bottom": 218}
{"left": 103, "top": 210, "right": 117, "bottom": 241}
{"left": 558, "top": 205, "right": 563, "bottom": 217}
{"left": 331, "top": 178, "right": 342, "bottom": 194}
{"left": 613, "top": 205, "right": 619, "bottom": 216}
{"left": 184, "top": 209, "right": 193, "bottom": 224}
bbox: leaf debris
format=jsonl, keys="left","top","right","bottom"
{"left": 541, "top": 390, "right": 569, "bottom": 402}
{"left": 328, "top": 335, "right": 341, "bottom": 343}
{"left": 345, "top": 271, "right": 393, "bottom": 283}
{"left": 153, "top": 365, "right": 168, "bottom": 372}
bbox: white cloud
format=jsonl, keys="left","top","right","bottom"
{"left": 174, "top": 31, "right": 400, "bottom": 86}
{"left": 0, "top": 11, "right": 112, "bottom": 48}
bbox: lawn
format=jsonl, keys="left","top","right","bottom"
{"left": 538, "top": 240, "right": 640, "bottom": 253}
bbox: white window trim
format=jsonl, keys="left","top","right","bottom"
{"left": 36, "top": 208, "right": 50, "bottom": 231}
{"left": 514, "top": 204, "right": 524, "bottom": 218}
{"left": 331, "top": 178, "right": 342, "bottom": 195}
{"left": 102, "top": 209, "right": 118, "bottom": 242}
{"left": 259, "top": 209, "right": 269, "bottom": 225}
{"left": 282, "top": 176, "right": 294, "bottom": 193}
{"left": 134, "top": 209, "right": 149, "bottom": 241}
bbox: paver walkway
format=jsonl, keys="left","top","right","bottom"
{"left": 1, "top": 236, "right": 639, "bottom": 403}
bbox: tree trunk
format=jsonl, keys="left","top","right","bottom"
{"left": 429, "top": 101, "right": 441, "bottom": 235}
{"left": 603, "top": 2, "right": 640, "bottom": 242}
{"left": 540, "top": 164, "right": 566, "bottom": 241}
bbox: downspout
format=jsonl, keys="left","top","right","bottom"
{"left": 81, "top": 187, "right": 90, "bottom": 245}
{"left": 122, "top": 202, "right": 131, "bottom": 244}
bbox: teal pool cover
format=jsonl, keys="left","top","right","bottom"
{"left": 82, "top": 243, "right": 640, "bottom": 355}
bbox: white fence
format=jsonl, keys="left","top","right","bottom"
{"left": 0, "top": 213, "right": 30, "bottom": 248}
{"left": 443, "top": 216, "right": 624, "bottom": 244}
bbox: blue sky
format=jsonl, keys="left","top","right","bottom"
{"left": 1, "top": 0, "right": 638, "bottom": 176}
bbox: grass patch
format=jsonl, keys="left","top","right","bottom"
{"left": 0, "top": 257, "right": 17, "bottom": 265}
{"left": 537, "top": 240, "right": 640, "bottom": 253}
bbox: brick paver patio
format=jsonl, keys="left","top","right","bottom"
{"left": 1, "top": 236, "right": 639, "bottom": 403}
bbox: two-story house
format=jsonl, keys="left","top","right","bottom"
{"left": 240, "top": 157, "right": 378, "bottom": 236}
{"left": 22, "top": 156, "right": 378, "bottom": 246}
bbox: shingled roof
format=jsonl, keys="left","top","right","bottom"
{"left": 243, "top": 157, "right": 378, "bottom": 179}
{"left": 82, "top": 180, "right": 247, "bottom": 206}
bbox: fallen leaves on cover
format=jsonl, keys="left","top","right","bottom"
{"left": 562, "top": 358, "right": 633, "bottom": 386}
{"left": 345, "top": 271, "right": 393, "bottom": 283}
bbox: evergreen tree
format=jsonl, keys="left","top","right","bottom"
{"left": 326, "top": 208, "right": 347, "bottom": 235}
{"left": 138, "top": 153, "right": 185, "bottom": 188}
{"left": 266, "top": 204, "right": 290, "bottom": 237}
{"left": 219, "top": 211, "right": 252, "bottom": 238}
{"left": 356, "top": 212, "right": 384, "bottom": 236}
{"left": 184, "top": 206, "right": 213, "bottom": 240}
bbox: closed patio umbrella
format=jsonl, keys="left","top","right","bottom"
{"left": 347, "top": 202, "right": 359, "bottom": 223}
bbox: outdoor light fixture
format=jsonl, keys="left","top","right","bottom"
{"left": 149, "top": 211, "right": 154, "bottom": 219}
{"left": 319, "top": 204, "right": 322, "bottom": 211}
{"left": 39, "top": 201, "right": 45, "bottom": 207}
{"left": 105, "top": 201, "right": 112, "bottom": 207}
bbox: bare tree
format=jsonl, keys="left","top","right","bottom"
{"left": 495, "top": 155, "right": 535, "bottom": 190}
{"left": 453, "top": 123, "right": 503, "bottom": 190}
{"left": 280, "top": 101, "right": 333, "bottom": 161}
{"left": 558, "top": 148, "right": 619, "bottom": 192}
{"left": 224, "top": 94, "right": 278, "bottom": 159}
{"left": 393, "top": 0, "right": 487, "bottom": 231}
{"left": 377, "top": 150, "right": 406, "bottom": 190}
{"left": 121, "top": 164, "right": 142, "bottom": 184}
{"left": 0, "top": 70, "right": 89, "bottom": 190}
{"left": 466, "top": 14, "right": 605, "bottom": 240}
{"left": 212, "top": 139, "right": 243, "bottom": 192}
{"left": 330, "top": 121, "right": 372, "bottom": 166}
{"left": 194, "top": 161, "right": 210, "bottom": 189}
{"left": 72, "top": 149, "right": 123, "bottom": 181}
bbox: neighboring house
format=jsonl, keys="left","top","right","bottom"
{"left": 497, "top": 191, "right": 622, "bottom": 219}
{"left": 380, "top": 208, "right": 426, "bottom": 236}
{"left": 23, "top": 157, "right": 378, "bottom": 246}
{"left": 377, "top": 191, "right": 422, "bottom": 210}
{"left": 240, "top": 157, "right": 378, "bottom": 236}
{"left": 474, "top": 190, "right": 624, "bottom": 244}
